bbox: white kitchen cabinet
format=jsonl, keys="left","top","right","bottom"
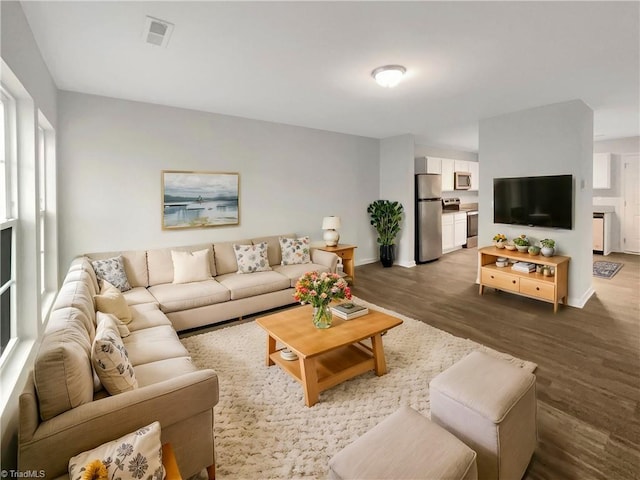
{"left": 441, "top": 158, "right": 455, "bottom": 191}
{"left": 593, "top": 153, "right": 611, "bottom": 189}
{"left": 426, "top": 157, "right": 442, "bottom": 174}
{"left": 414, "top": 157, "right": 427, "bottom": 174}
{"left": 454, "top": 212, "right": 467, "bottom": 246}
{"left": 454, "top": 160, "right": 468, "bottom": 173}
{"left": 469, "top": 161, "right": 479, "bottom": 191}
{"left": 442, "top": 214, "right": 454, "bottom": 251}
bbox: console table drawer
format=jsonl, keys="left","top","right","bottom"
{"left": 481, "top": 269, "right": 519, "bottom": 293}
{"left": 520, "top": 278, "right": 555, "bottom": 301}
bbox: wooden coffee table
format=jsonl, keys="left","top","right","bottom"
{"left": 256, "top": 305, "right": 403, "bottom": 407}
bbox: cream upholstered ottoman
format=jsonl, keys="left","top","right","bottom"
{"left": 328, "top": 406, "right": 478, "bottom": 480}
{"left": 430, "top": 351, "right": 537, "bottom": 480}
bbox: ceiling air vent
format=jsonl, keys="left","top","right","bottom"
{"left": 142, "top": 16, "right": 174, "bottom": 48}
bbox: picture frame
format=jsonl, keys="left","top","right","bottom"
{"left": 162, "top": 170, "right": 239, "bottom": 229}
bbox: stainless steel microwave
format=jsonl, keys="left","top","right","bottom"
{"left": 454, "top": 171, "right": 471, "bottom": 190}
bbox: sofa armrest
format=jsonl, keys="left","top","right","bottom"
{"left": 19, "top": 369, "right": 218, "bottom": 478}
{"left": 311, "top": 249, "right": 339, "bottom": 273}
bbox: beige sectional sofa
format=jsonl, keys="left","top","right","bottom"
{"left": 18, "top": 234, "right": 338, "bottom": 479}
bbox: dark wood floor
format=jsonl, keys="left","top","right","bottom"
{"left": 352, "top": 248, "right": 640, "bottom": 480}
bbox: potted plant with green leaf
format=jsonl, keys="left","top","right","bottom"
{"left": 540, "top": 238, "right": 556, "bottom": 257}
{"left": 367, "top": 200, "right": 404, "bottom": 267}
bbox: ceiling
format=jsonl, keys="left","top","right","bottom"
{"left": 20, "top": 1, "right": 640, "bottom": 152}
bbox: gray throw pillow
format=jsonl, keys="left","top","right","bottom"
{"left": 91, "top": 255, "right": 132, "bottom": 292}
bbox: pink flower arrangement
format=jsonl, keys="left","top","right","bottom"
{"left": 294, "top": 271, "right": 351, "bottom": 307}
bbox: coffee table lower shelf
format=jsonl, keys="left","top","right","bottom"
{"left": 269, "top": 343, "right": 375, "bottom": 405}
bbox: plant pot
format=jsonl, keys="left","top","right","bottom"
{"left": 380, "top": 245, "right": 395, "bottom": 268}
{"left": 541, "top": 246, "right": 555, "bottom": 257}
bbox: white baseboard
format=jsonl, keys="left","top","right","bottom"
{"left": 568, "top": 287, "right": 595, "bottom": 309}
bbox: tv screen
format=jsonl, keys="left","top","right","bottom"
{"left": 493, "top": 175, "right": 573, "bottom": 230}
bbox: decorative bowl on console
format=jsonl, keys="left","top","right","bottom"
{"left": 504, "top": 242, "right": 517, "bottom": 251}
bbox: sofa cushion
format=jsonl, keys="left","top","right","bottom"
{"left": 147, "top": 244, "right": 216, "bottom": 286}
{"left": 91, "top": 314, "right": 138, "bottom": 395}
{"left": 123, "top": 325, "right": 190, "bottom": 366}
{"left": 147, "top": 280, "right": 230, "bottom": 314}
{"left": 52, "top": 281, "right": 96, "bottom": 337}
{"left": 279, "top": 236, "right": 311, "bottom": 265}
{"left": 128, "top": 303, "right": 173, "bottom": 331}
{"left": 234, "top": 242, "right": 271, "bottom": 274}
{"left": 86, "top": 250, "right": 149, "bottom": 288}
{"left": 90, "top": 255, "right": 132, "bottom": 292}
{"left": 68, "top": 421, "right": 164, "bottom": 480}
{"left": 34, "top": 307, "right": 94, "bottom": 421}
{"left": 123, "top": 287, "right": 158, "bottom": 306}
{"left": 213, "top": 240, "right": 251, "bottom": 275}
{"left": 216, "top": 271, "right": 291, "bottom": 300}
{"left": 252, "top": 234, "right": 295, "bottom": 266}
{"left": 171, "top": 249, "right": 212, "bottom": 283}
{"left": 94, "top": 281, "right": 132, "bottom": 324}
{"left": 133, "top": 357, "right": 198, "bottom": 387}
{"left": 273, "top": 263, "right": 331, "bottom": 288}
{"left": 97, "top": 311, "right": 130, "bottom": 338}
{"left": 66, "top": 257, "right": 99, "bottom": 294}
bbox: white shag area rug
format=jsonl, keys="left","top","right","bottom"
{"left": 181, "top": 297, "right": 537, "bottom": 480}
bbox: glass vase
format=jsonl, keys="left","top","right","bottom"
{"left": 313, "top": 304, "right": 333, "bottom": 329}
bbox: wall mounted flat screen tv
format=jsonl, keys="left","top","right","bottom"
{"left": 494, "top": 174, "right": 573, "bottom": 230}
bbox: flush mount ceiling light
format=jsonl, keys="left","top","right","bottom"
{"left": 371, "top": 65, "right": 406, "bottom": 88}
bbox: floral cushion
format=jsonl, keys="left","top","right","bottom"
{"left": 68, "top": 422, "right": 164, "bottom": 480}
{"left": 233, "top": 242, "right": 272, "bottom": 274}
{"left": 91, "top": 313, "right": 137, "bottom": 395}
{"left": 279, "top": 236, "right": 311, "bottom": 265}
{"left": 91, "top": 255, "right": 131, "bottom": 292}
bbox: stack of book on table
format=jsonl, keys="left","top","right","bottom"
{"left": 511, "top": 262, "right": 536, "bottom": 273}
{"left": 331, "top": 302, "right": 369, "bottom": 320}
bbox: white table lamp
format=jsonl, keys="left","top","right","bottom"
{"left": 322, "top": 216, "right": 341, "bottom": 246}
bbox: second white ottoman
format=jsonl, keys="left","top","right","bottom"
{"left": 430, "top": 351, "right": 537, "bottom": 480}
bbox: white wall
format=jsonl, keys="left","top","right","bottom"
{"left": 593, "top": 136, "right": 640, "bottom": 252}
{"left": 57, "top": 91, "right": 380, "bottom": 269}
{"left": 379, "top": 134, "right": 415, "bottom": 267}
{"left": 479, "top": 100, "right": 594, "bottom": 307}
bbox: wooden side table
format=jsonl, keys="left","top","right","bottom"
{"left": 316, "top": 244, "right": 357, "bottom": 284}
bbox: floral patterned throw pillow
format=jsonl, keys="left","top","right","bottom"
{"left": 91, "top": 314, "right": 137, "bottom": 395}
{"left": 68, "top": 421, "right": 164, "bottom": 480}
{"left": 234, "top": 242, "right": 272, "bottom": 274}
{"left": 279, "top": 236, "right": 311, "bottom": 265}
{"left": 91, "top": 255, "right": 132, "bottom": 292}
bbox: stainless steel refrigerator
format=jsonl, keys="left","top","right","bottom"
{"left": 415, "top": 174, "right": 443, "bottom": 263}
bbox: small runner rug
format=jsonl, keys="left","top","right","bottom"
{"left": 181, "top": 297, "right": 536, "bottom": 479}
{"left": 593, "top": 261, "right": 623, "bottom": 279}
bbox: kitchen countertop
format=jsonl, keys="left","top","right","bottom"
{"left": 593, "top": 205, "right": 615, "bottom": 213}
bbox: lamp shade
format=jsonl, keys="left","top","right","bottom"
{"left": 322, "top": 216, "right": 341, "bottom": 230}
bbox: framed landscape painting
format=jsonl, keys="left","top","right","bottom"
{"left": 162, "top": 171, "right": 239, "bottom": 229}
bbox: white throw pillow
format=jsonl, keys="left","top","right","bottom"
{"left": 91, "top": 255, "right": 132, "bottom": 292}
{"left": 234, "top": 242, "right": 271, "bottom": 274}
{"left": 91, "top": 313, "right": 138, "bottom": 395}
{"left": 279, "top": 236, "right": 311, "bottom": 265}
{"left": 94, "top": 280, "right": 132, "bottom": 324}
{"left": 68, "top": 421, "right": 164, "bottom": 480}
{"left": 171, "top": 249, "right": 212, "bottom": 284}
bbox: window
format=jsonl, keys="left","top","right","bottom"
{"left": 0, "top": 89, "right": 17, "bottom": 357}
{"left": 38, "top": 125, "right": 45, "bottom": 295}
